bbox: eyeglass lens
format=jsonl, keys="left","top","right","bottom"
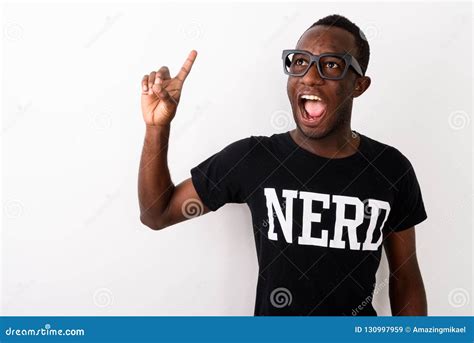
{"left": 284, "top": 52, "right": 347, "bottom": 78}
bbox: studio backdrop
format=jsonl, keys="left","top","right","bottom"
{"left": 1, "top": 1, "right": 472, "bottom": 316}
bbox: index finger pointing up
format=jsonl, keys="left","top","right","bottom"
{"left": 176, "top": 50, "right": 198, "bottom": 83}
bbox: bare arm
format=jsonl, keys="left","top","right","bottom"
{"left": 138, "top": 50, "right": 209, "bottom": 230}
{"left": 384, "top": 226, "right": 427, "bottom": 315}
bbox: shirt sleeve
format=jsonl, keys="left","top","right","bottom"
{"left": 190, "top": 137, "right": 256, "bottom": 211}
{"left": 386, "top": 151, "right": 428, "bottom": 232}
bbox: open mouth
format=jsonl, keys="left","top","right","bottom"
{"left": 298, "top": 94, "right": 327, "bottom": 124}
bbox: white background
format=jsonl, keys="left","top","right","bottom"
{"left": 1, "top": 1, "right": 472, "bottom": 316}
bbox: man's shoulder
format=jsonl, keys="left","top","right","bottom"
{"left": 361, "top": 133, "right": 415, "bottom": 172}
{"left": 222, "top": 132, "right": 288, "bottom": 154}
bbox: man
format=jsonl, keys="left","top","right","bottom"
{"left": 138, "top": 14, "right": 428, "bottom": 316}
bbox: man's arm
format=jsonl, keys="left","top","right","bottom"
{"left": 138, "top": 125, "right": 209, "bottom": 230}
{"left": 383, "top": 226, "right": 427, "bottom": 315}
{"left": 138, "top": 50, "right": 210, "bottom": 230}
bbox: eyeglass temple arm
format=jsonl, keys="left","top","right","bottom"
{"left": 350, "top": 55, "right": 364, "bottom": 76}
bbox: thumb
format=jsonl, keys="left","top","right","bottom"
{"left": 151, "top": 83, "right": 174, "bottom": 104}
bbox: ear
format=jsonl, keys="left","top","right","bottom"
{"left": 352, "top": 76, "right": 371, "bottom": 98}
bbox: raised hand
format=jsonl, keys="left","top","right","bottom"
{"left": 141, "top": 50, "right": 197, "bottom": 127}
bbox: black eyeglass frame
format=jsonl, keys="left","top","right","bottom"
{"left": 282, "top": 49, "right": 364, "bottom": 80}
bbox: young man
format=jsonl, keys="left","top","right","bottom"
{"left": 138, "top": 14, "right": 428, "bottom": 316}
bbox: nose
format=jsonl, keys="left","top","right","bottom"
{"left": 301, "top": 62, "right": 324, "bottom": 86}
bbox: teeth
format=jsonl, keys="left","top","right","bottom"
{"left": 301, "top": 94, "right": 322, "bottom": 101}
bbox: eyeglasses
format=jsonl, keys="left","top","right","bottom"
{"left": 282, "top": 49, "right": 364, "bottom": 80}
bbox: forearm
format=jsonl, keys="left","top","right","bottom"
{"left": 138, "top": 124, "right": 174, "bottom": 228}
{"left": 389, "top": 274, "right": 427, "bottom": 316}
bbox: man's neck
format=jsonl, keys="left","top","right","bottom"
{"left": 290, "top": 127, "right": 360, "bottom": 159}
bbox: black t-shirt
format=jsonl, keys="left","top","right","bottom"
{"left": 190, "top": 131, "right": 427, "bottom": 316}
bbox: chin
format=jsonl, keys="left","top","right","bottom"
{"left": 294, "top": 117, "right": 331, "bottom": 140}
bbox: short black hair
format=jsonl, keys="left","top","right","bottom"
{"left": 302, "top": 14, "right": 370, "bottom": 75}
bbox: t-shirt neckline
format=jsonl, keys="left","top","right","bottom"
{"left": 284, "top": 130, "right": 366, "bottom": 163}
